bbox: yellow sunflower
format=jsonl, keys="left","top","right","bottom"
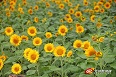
{"left": 21, "top": 35, "right": 28, "bottom": 41}
{"left": 75, "top": 11, "right": 82, "bottom": 18}
{"left": 83, "top": 0, "right": 88, "bottom": 6}
{"left": 68, "top": 8, "right": 74, "bottom": 14}
{"left": 95, "top": 51, "right": 102, "bottom": 57}
{"left": 90, "top": 15, "right": 95, "bottom": 22}
{"left": 99, "top": 37, "right": 104, "bottom": 42}
{"left": 27, "top": 49, "right": 39, "bottom": 63}
{"left": 10, "top": 34, "right": 21, "bottom": 46}
{"left": 67, "top": 50, "right": 73, "bottom": 57}
{"left": 58, "top": 25, "right": 68, "bottom": 36}
{"left": 34, "top": 5, "right": 39, "bottom": 10}
{"left": 23, "top": 48, "right": 33, "bottom": 59}
{"left": 67, "top": 18, "right": 73, "bottom": 23}
{"left": 94, "top": 5, "right": 100, "bottom": 12}
{"left": 44, "top": 43, "right": 54, "bottom": 52}
{"left": 104, "top": 2, "right": 111, "bottom": 9}
{"left": 27, "top": 26, "right": 37, "bottom": 36}
{"left": 5, "top": 27, "right": 14, "bottom": 36}
{"left": 76, "top": 26, "right": 84, "bottom": 33}
{"left": 0, "top": 59, "right": 3, "bottom": 70}
{"left": 59, "top": 3, "right": 64, "bottom": 9}
{"left": 82, "top": 41, "right": 90, "bottom": 50}
{"left": 45, "top": 32, "right": 52, "bottom": 39}
{"left": 73, "top": 40, "right": 82, "bottom": 48}
{"left": 33, "top": 37, "right": 42, "bottom": 46}
{"left": 11, "top": 63, "right": 22, "bottom": 74}
{"left": 34, "top": 17, "right": 39, "bottom": 23}
{"left": 85, "top": 46, "right": 96, "bottom": 57}
{"left": 54, "top": 46, "right": 66, "bottom": 57}
{"left": 65, "top": 14, "right": 71, "bottom": 20}
{"left": 28, "top": 9, "right": 33, "bottom": 14}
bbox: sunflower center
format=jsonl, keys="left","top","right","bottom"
{"left": 76, "top": 43, "right": 81, "bottom": 47}
{"left": 13, "top": 38, "right": 19, "bottom": 44}
{"left": 78, "top": 27, "right": 82, "bottom": 31}
{"left": 77, "top": 13, "right": 80, "bottom": 16}
{"left": 47, "top": 34, "right": 50, "bottom": 37}
{"left": 31, "top": 54, "right": 36, "bottom": 60}
{"left": 30, "top": 29, "right": 35, "bottom": 34}
{"left": 57, "top": 49, "right": 63, "bottom": 55}
{"left": 106, "top": 4, "right": 109, "bottom": 7}
{"left": 47, "top": 46, "right": 52, "bottom": 51}
{"left": 35, "top": 40, "right": 40, "bottom": 44}
{"left": 60, "top": 28, "right": 65, "bottom": 33}
{"left": 14, "top": 67, "right": 19, "bottom": 72}
{"left": 84, "top": 44, "right": 89, "bottom": 49}
{"left": 89, "top": 50, "right": 96, "bottom": 56}
{"left": 7, "top": 29, "right": 11, "bottom": 33}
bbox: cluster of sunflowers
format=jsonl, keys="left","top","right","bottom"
{"left": 0, "top": 0, "right": 116, "bottom": 77}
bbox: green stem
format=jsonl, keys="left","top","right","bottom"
{"left": 37, "top": 63, "right": 39, "bottom": 76}
{"left": 61, "top": 57, "right": 63, "bottom": 77}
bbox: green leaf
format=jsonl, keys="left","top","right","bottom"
{"left": 110, "top": 62, "right": 116, "bottom": 69}
{"left": 49, "top": 66, "right": 61, "bottom": 71}
{"left": 26, "top": 70, "right": 36, "bottom": 75}
{"left": 28, "top": 64, "right": 36, "bottom": 68}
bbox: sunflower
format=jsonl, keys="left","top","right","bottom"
{"left": 75, "top": 11, "right": 82, "bottom": 18}
{"left": 10, "top": 34, "right": 21, "bottom": 46}
{"left": 100, "top": 8, "right": 105, "bottom": 13}
{"left": 11, "top": 63, "right": 22, "bottom": 74}
{"left": 23, "top": 48, "right": 33, "bottom": 59}
{"left": 34, "top": 5, "right": 39, "bottom": 10}
{"left": 65, "top": 14, "right": 71, "bottom": 20}
{"left": 76, "top": 23, "right": 81, "bottom": 28}
{"left": 28, "top": 9, "right": 33, "bottom": 14}
{"left": 76, "top": 26, "right": 84, "bottom": 33}
{"left": 83, "top": 0, "right": 88, "bottom": 6}
{"left": 44, "top": 43, "right": 54, "bottom": 52}
{"left": 0, "top": 55, "right": 7, "bottom": 62}
{"left": 46, "top": 2, "right": 50, "bottom": 8}
{"left": 27, "top": 26, "right": 37, "bottom": 36}
{"left": 67, "top": 18, "right": 73, "bottom": 23}
{"left": 73, "top": 40, "right": 82, "bottom": 48}
{"left": 99, "top": 37, "right": 104, "bottom": 42}
{"left": 54, "top": 46, "right": 66, "bottom": 57}
{"left": 5, "top": 27, "right": 14, "bottom": 36}
{"left": 45, "top": 32, "right": 52, "bottom": 39}
{"left": 0, "top": 59, "right": 3, "bottom": 70}
{"left": 104, "top": 2, "right": 111, "bottom": 9}
{"left": 95, "top": 51, "right": 102, "bottom": 57}
{"left": 80, "top": 16, "right": 86, "bottom": 22}
{"left": 67, "top": 50, "right": 72, "bottom": 57}
{"left": 21, "top": 35, "right": 28, "bottom": 41}
{"left": 94, "top": 5, "right": 100, "bottom": 12}
{"left": 34, "top": 17, "right": 39, "bottom": 23}
{"left": 59, "top": 3, "right": 64, "bottom": 9}
{"left": 68, "top": 8, "right": 74, "bottom": 14}
{"left": 96, "top": 22, "right": 102, "bottom": 28}
{"left": 27, "top": 49, "right": 39, "bottom": 63}
{"left": 97, "top": 1, "right": 103, "bottom": 6}
{"left": 85, "top": 46, "right": 96, "bottom": 57}
{"left": 33, "top": 37, "right": 42, "bottom": 46}
{"left": 90, "top": 15, "right": 95, "bottom": 22}
{"left": 92, "top": 35, "right": 98, "bottom": 41}
{"left": 58, "top": 25, "right": 68, "bottom": 36}
{"left": 82, "top": 41, "right": 90, "bottom": 50}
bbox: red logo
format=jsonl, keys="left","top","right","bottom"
{"left": 84, "top": 68, "right": 95, "bottom": 74}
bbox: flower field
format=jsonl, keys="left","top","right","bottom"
{"left": 0, "top": 0, "right": 116, "bottom": 77}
